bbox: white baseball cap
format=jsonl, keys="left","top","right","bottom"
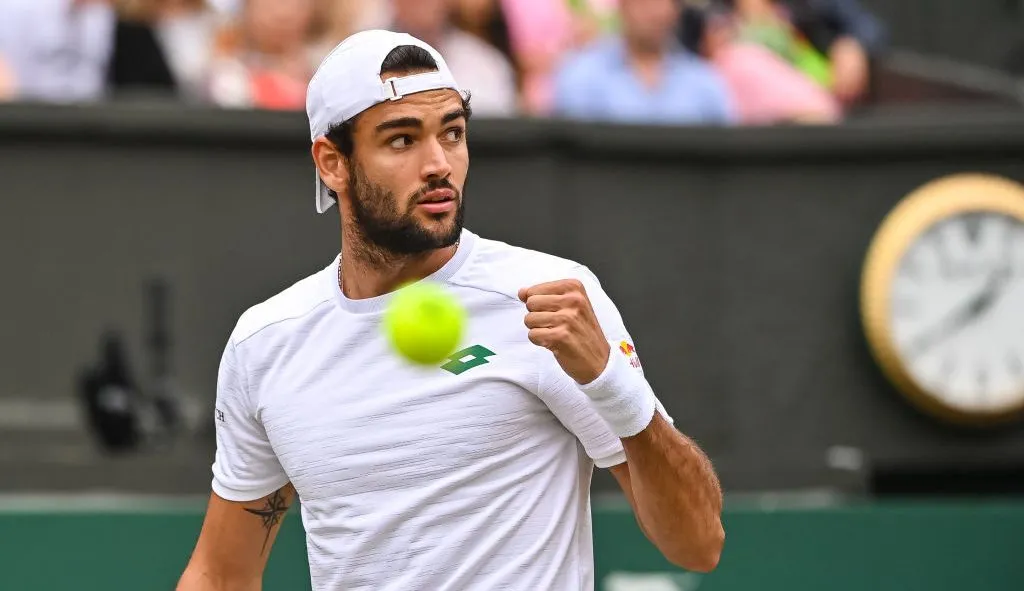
{"left": 306, "top": 30, "right": 462, "bottom": 214}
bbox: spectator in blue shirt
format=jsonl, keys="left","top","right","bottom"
{"left": 553, "top": 0, "right": 735, "bottom": 125}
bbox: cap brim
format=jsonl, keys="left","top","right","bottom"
{"left": 315, "top": 170, "right": 336, "bottom": 213}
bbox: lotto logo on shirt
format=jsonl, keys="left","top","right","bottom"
{"left": 619, "top": 340, "right": 642, "bottom": 370}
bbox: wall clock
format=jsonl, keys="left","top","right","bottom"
{"left": 861, "top": 173, "right": 1024, "bottom": 425}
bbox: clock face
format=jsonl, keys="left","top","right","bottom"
{"left": 889, "top": 211, "right": 1024, "bottom": 415}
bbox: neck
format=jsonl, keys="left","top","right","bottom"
{"left": 624, "top": 35, "right": 666, "bottom": 63}
{"left": 624, "top": 36, "right": 667, "bottom": 87}
{"left": 338, "top": 230, "right": 459, "bottom": 300}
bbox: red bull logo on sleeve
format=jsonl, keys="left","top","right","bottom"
{"left": 618, "top": 340, "right": 642, "bottom": 370}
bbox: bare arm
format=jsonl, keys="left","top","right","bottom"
{"left": 518, "top": 277, "right": 724, "bottom": 572}
{"left": 609, "top": 417, "right": 724, "bottom": 572}
{"left": 178, "top": 484, "right": 296, "bottom": 591}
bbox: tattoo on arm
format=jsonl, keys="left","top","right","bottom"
{"left": 244, "top": 488, "right": 291, "bottom": 555}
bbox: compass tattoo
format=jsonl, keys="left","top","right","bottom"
{"left": 244, "top": 488, "right": 291, "bottom": 555}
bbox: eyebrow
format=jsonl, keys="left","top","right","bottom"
{"left": 375, "top": 117, "right": 422, "bottom": 133}
{"left": 374, "top": 109, "right": 467, "bottom": 134}
{"left": 441, "top": 108, "right": 468, "bottom": 125}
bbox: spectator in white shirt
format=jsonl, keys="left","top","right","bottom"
{"left": 152, "top": 0, "right": 223, "bottom": 101}
{"left": 0, "top": 0, "right": 116, "bottom": 103}
{"left": 390, "top": 0, "right": 518, "bottom": 117}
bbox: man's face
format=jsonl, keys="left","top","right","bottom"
{"left": 620, "top": 0, "right": 682, "bottom": 51}
{"left": 244, "top": 0, "right": 316, "bottom": 53}
{"left": 342, "top": 87, "right": 469, "bottom": 256}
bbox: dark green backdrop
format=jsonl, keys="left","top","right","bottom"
{"left": 1, "top": 499, "right": 1022, "bottom": 590}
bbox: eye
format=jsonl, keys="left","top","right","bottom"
{"left": 444, "top": 127, "right": 465, "bottom": 143}
{"left": 389, "top": 135, "right": 413, "bottom": 149}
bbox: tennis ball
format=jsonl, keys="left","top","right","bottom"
{"left": 384, "top": 281, "right": 466, "bottom": 365}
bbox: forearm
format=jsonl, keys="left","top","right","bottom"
{"left": 517, "top": 277, "right": 725, "bottom": 568}
{"left": 621, "top": 413, "right": 724, "bottom": 572}
{"left": 177, "top": 565, "right": 261, "bottom": 591}
{"left": 573, "top": 342, "right": 724, "bottom": 570}
{"left": 0, "top": 56, "right": 17, "bottom": 100}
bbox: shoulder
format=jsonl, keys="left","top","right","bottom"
{"left": 672, "top": 49, "right": 722, "bottom": 79}
{"left": 678, "top": 52, "right": 730, "bottom": 92}
{"left": 454, "top": 233, "right": 634, "bottom": 338}
{"left": 451, "top": 233, "right": 601, "bottom": 301}
{"left": 230, "top": 260, "right": 335, "bottom": 347}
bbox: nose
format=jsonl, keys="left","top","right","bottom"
{"left": 420, "top": 136, "right": 453, "bottom": 181}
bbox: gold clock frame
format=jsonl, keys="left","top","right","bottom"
{"left": 860, "top": 173, "right": 1024, "bottom": 426}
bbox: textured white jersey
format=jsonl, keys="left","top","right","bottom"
{"left": 211, "top": 229, "right": 672, "bottom": 591}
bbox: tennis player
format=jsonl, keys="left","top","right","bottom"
{"left": 178, "top": 30, "right": 724, "bottom": 591}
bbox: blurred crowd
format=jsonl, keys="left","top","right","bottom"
{"left": 0, "top": 0, "right": 888, "bottom": 125}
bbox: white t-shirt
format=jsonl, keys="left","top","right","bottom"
{"left": 440, "top": 29, "right": 518, "bottom": 118}
{"left": 211, "top": 229, "right": 672, "bottom": 591}
{"left": 0, "top": 0, "right": 115, "bottom": 102}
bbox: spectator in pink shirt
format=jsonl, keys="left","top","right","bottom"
{"left": 702, "top": 8, "right": 840, "bottom": 124}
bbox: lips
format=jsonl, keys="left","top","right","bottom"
{"left": 419, "top": 188, "right": 455, "bottom": 203}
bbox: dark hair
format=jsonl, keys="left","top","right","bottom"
{"left": 324, "top": 45, "right": 473, "bottom": 159}
{"left": 380, "top": 44, "right": 441, "bottom": 76}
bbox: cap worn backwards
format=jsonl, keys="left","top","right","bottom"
{"left": 306, "top": 30, "right": 462, "bottom": 214}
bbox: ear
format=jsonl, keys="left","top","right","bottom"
{"left": 312, "top": 137, "right": 349, "bottom": 198}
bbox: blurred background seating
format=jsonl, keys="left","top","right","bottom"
{"left": 2, "top": 0, "right": 1022, "bottom": 120}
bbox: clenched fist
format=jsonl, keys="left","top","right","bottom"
{"left": 518, "top": 279, "right": 611, "bottom": 385}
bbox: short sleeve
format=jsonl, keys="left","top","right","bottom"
{"left": 210, "top": 339, "right": 289, "bottom": 501}
{"left": 533, "top": 266, "right": 673, "bottom": 469}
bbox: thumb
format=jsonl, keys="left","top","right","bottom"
{"left": 517, "top": 287, "right": 530, "bottom": 303}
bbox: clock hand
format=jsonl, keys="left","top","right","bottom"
{"left": 980, "top": 261, "right": 1015, "bottom": 315}
{"left": 906, "top": 267, "right": 1010, "bottom": 358}
{"left": 965, "top": 265, "right": 1011, "bottom": 319}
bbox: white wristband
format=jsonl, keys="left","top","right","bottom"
{"left": 578, "top": 348, "right": 657, "bottom": 438}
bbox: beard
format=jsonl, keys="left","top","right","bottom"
{"left": 346, "top": 162, "right": 465, "bottom": 261}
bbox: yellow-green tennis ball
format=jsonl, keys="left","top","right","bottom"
{"left": 384, "top": 282, "right": 466, "bottom": 365}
